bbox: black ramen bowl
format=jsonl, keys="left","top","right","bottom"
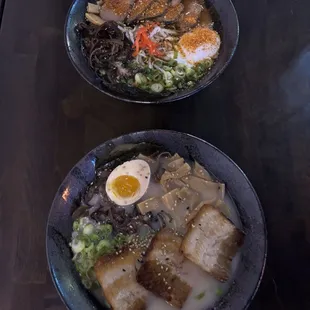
{"left": 46, "top": 130, "right": 267, "bottom": 310}
{"left": 65, "top": 0, "right": 239, "bottom": 104}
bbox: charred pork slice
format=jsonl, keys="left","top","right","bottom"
{"left": 157, "top": 2, "right": 184, "bottom": 23}
{"left": 181, "top": 205, "right": 245, "bottom": 282}
{"left": 137, "top": 229, "right": 192, "bottom": 308}
{"left": 95, "top": 248, "right": 148, "bottom": 310}
{"left": 100, "top": 0, "right": 134, "bottom": 22}
{"left": 139, "top": 0, "right": 170, "bottom": 20}
{"left": 178, "top": 0, "right": 204, "bottom": 31}
{"left": 127, "top": 0, "right": 155, "bottom": 23}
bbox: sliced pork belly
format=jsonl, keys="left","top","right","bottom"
{"left": 140, "top": 0, "right": 169, "bottom": 19}
{"left": 100, "top": 0, "right": 134, "bottom": 22}
{"left": 95, "top": 248, "right": 148, "bottom": 310}
{"left": 157, "top": 2, "right": 184, "bottom": 23}
{"left": 181, "top": 205, "right": 244, "bottom": 282}
{"left": 137, "top": 229, "right": 192, "bottom": 308}
{"left": 127, "top": 0, "right": 155, "bottom": 23}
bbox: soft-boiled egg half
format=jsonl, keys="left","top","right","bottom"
{"left": 105, "top": 159, "right": 151, "bottom": 206}
{"left": 176, "top": 27, "right": 221, "bottom": 66}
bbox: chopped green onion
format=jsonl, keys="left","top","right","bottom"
{"left": 113, "top": 234, "right": 128, "bottom": 248}
{"left": 174, "top": 76, "right": 183, "bottom": 83}
{"left": 135, "top": 73, "right": 147, "bottom": 84}
{"left": 96, "top": 239, "right": 111, "bottom": 252}
{"left": 164, "top": 71, "right": 173, "bottom": 81}
{"left": 152, "top": 72, "right": 162, "bottom": 82}
{"left": 71, "top": 240, "right": 85, "bottom": 253}
{"left": 204, "top": 58, "right": 213, "bottom": 68}
{"left": 173, "top": 50, "right": 178, "bottom": 59}
{"left": 166, "top": 86, "right": 177, "bottom": 92}
{"left": 83, "top": 224, "right": 94, "bottom": 235}
{"left": 89, "top": 233, "right": 100, "bottom": 242}
{"left": 177, "top": 82, "right": 184, "bottom": 89}
{"left": 154, "top": 60, "right": 163, "bottom": 68}
{"left": 168, "top": 59, "right": 177, "bottom": 66}
{"left": 73, "top": 220, "right": 79, "bottom": 231}
{"left": 98, "top": 224, "right": 113, "bottom": 237}
{"left": 195, "top": 292, "right": 205, "bottom": 300}
{"left": 175, "top": 67, "right": 185, "bottom": 77}
{"left": 162, "top": 65, "right": 172, "bottom": 71}
{"left": 187, "top": 81, "right": 195, "bottom": 87}
{"left": 216, "top": 288, "right": 223, "bottom": 296}
{"left": 151, "top": 83, "right": 164, "bottom": 93}
{"left": 165, "top": 80, "right": 174, "bottom": 87}
{"left": 185, "top": 67, "right": 195, "bottom": 78}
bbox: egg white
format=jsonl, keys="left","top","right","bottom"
{"left": 176, "top": 29, "right": 221, "bottom": 66}
{"left": 105, "top": 159, "right": 151, "bottom": 206}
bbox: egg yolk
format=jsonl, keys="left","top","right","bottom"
{"left": 111, "top": 175, "right": 140, "bottom": 198}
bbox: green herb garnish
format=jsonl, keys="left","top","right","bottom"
{"left": 216, "top": 288, "right": 223, "bottom": 296}
{"left": 70, "top": 219, "right": 128, "bottom": 289}
{"left": 195, "top": 292, "right": 205, "bottom": 300}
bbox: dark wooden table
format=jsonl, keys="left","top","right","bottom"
{"left": 1, "top": 0, "right": 310, "bottom": 309}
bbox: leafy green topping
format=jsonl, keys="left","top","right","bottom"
{"left": 132, "top": 58, "right": 214, "bottom": 94}
{"left": 70, "top": 218, "right": 128, "bottom": 289}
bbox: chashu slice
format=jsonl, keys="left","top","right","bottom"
{"left": 137, "top": 229, "right": 191, "bottom": 308}
{"left": 139, "top": 0, "right": 170, "bottom": 20}
{"left": 157, "top": 2, "right": 184, "bottom": 22}
{"left": 127, "top": 0, "right": 155, "bottom": 23}
{"left": 177, "top": 0, "right": 204, "bottom": 31}
{"left": 100, "top": 0, "right": 134, "bottom": 22}
{"left": 95, "top": 248, "right": 148, "bottom": 310}
{"left": 181, "top": 205, "right": 245, "bottom": 282}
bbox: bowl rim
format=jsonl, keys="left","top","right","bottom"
{"left": 64, "top": 0, "right": 240, "bottom": 104}
{"left": 46, "top": 129, "right": 267, "bottom": 310}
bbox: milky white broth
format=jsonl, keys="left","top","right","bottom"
{"left": 91, "top": 159, "right": 242, "bottom": 309}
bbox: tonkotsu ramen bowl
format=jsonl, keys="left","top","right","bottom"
{"left": 46, "top": 130, "right": 267, "bottom": 310}
{"left": 64, "top": 0, "right": 239, "bottom": 104}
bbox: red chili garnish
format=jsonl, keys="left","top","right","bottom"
{"left": 132, "top": 23, "right": 163, "bottom": 57}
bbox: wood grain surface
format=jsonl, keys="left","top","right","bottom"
{"left": 0, "top": 0, "right": 310, "bottom": 309}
